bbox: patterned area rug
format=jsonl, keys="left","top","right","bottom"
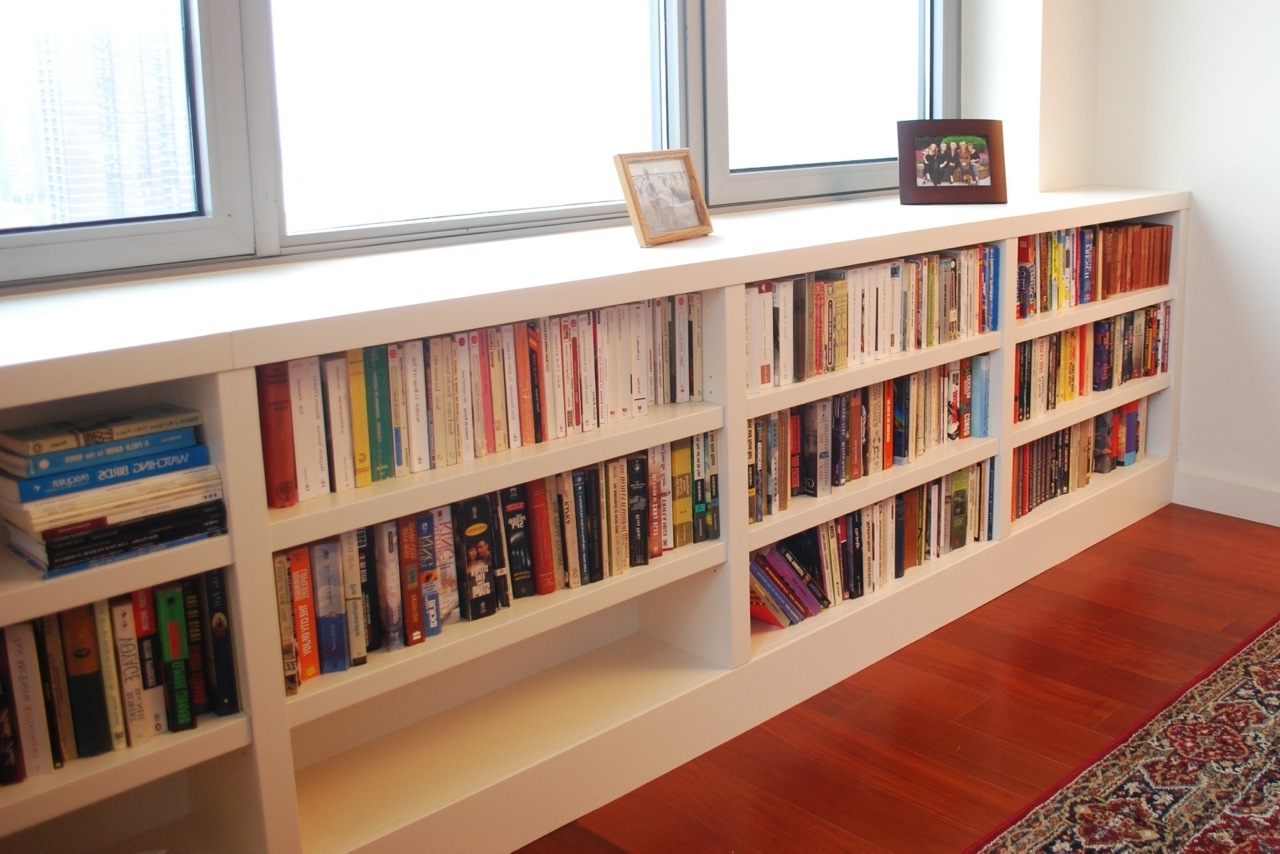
{"left": 972, "top": 616, "right": 1280, "bottom": 852}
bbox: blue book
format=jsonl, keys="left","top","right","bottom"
{"left": 309, "top": 540, "right": 349, "bottom": 674}
{"left": 971, "top": 353, "right": 990, "bottom": 438}
{"left": 416, "top": 512, "right": 442, "bottom": 637}
{"left": 0, "top": 444, "right": 211, "bottom": 503}
{"left": 0, "top": 427, "right": 197, "bottom": 479}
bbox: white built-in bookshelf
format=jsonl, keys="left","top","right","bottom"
{"left": 0, "top": 186, "right": 1187, "bottom": 853}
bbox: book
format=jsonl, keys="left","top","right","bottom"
{"left": 90, "top": 599, "right": 128, "bottom": 750}
{"left": 453, "top": 332, "right": 477, "bottom": 461}
{"left": 403, "top": 339, "right": 433, "bottom": 473}
{"left": 525, "top": 477, "right": 559, "bottom": 595}
{"left": 33, "top": 615, "right": 77, "bottom": 765}
{"left": 345, "top": 349, "right": 374, "bottom": 487}
{"left": 288, "top": 355, "right": 331, "bottom": 500}
{"left": 0, "top": 635, "right": 23, "bottom": 784}
{"left": 363, "top": 345, "right": 395, "bottom": 481}
{"left": 310, "top": 539, "right": 350, "bottom": 672}
{"left": 498, "top": 484, "right": 538, "bottom": 599}
{"left": 109, "top": 596, "right": 150, "bottom": 746}
{"left": 487, "top": 327, "right": 511, "bottom": 451}
{"left": 453, "top": 496, "right": 501, "bottom": 620}
{"left": 0, "top": 426, "right": 198, "bottom": 481}
{"left": 4, "top": 621, "right": 53, "bottom": 775}
{"left": 431, "top": 507, "right": 461, "bottom": 626}
{"left": 0, "top": 403, "right": 203, "bottom": 457}
{"left": 626, "top": 453, "right": 650, "bottom": 567}
{"left": 394, "top": 516, "right": 426, "bottom": 647}
{"left": 415, "top": 513, "right": 443, "bottom": 637}
{"left": 558, "top": 470, "right": 582, "bottom": 588}
{"left": 198, "top": 568, "right": 240, "bottom": 715}
{"left": 0, "top": 442, "right": 212, "bottom": 504}
{"left": 153, "top": 586, "right": 196, "bottom": 732}
{"left": 337, "top": 530, "right": 369, "bottom": 667}
{"left": 258, "top": 363, "right": 298, "bottom": 507}
{"left": 56, "top": 605, "right": 113, "bottom": 757}
{"left": 179, "top": 575, "right": 212, "bottom": 716}
{"left": 272, "top": 552, "right": 300, "bottom": 695}
{"left": 670, "top": 437, "right": 694, "bottom": 548}
{"left": 320, "top": 354, "right": 357, "bottom": 492}
{"left": 371, "top": 520, "right": 405, "bottom": 650}
{"left": 286, "top": 545, "right": 322, "bottom": 680}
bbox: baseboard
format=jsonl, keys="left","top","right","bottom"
{"left": 1174, "top": 468, "right": 1280, "bottom": 527}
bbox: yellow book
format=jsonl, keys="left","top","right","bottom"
{"left": 345, "top": 349, "right": 373, "bottom": 487}
{"left": 670, "top": 436, "right": 694, "bottom": 548}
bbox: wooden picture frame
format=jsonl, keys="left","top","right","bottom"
{"left": 897, "top": 119, "right": 1007, "bottom": 205}
{"left": 614, "top": 149, "right": 713, "bottom": 247}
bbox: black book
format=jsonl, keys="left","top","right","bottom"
{"left": 775, "top": 536, "right": 832, "bottom": 609}
{"left": 452, "top": 496, "right": 500, "bottom": 620}
{"left": 894, "top": 494, "right": 907, "bottom": 579}
{"left": 581, "top": 467, "right": 605, "bottom": 583}
{"left": 486, "top": 492, "right": 511, "bottom": 608}
{"left": 498, "top": 484, "right": 538, "bottom": 599}
{"left": 846, "top": 509, "right": 864, "bottom": 598}
{"left": 356, "top": 526, "right": 382, "bottom": 652}
{"left": 199, "top": 568, "right": 240, "bottom": 716}
{"left": 626, "top": 453, "right": 650, "bottom": 568}
{"left": 38, "top": 500, "right": 227, "bottom": 572}
{"left": 0, "top": 629, "right": 23, "bottom": 783}
{"left": 799, "top": 402, "right": 819, "bottom": 497}
{"left": 57, "top": 605, "right": 114, "bottom": 757}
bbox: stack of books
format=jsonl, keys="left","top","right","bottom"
{"left": 0, "top": 404, "right": 226, "bottom": 579}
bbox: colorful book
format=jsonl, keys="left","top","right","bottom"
{"left": 0, "top": 427, "right": 197, "bottom": 481}
{"left": 498, "top": 484, "right": 537, "bottom": 599}
{"left": 416, "top": 512, "right": 442, "bottom": 637}
{"left": 286, "top": 545, "right": 322, "bottom": 681}
{"left": 363, "top": 345, "right": 395, "bottom": 481}
{"left": 0, "top": 403, "right": 203, "bottom": 457}
{"left": 153, "top": 586, "right": 196, "bottom": 732}
{"left": 57, "top": 604, "right": 114, "bottom": 757}
{"left": 272, "top": 552, "right": 300, "bottom": 695}
{"left": 0, "top": 442, "right": 212, "bottom": 504}
{"left": 452, "top": 496, "right": 500, "bottom": 620}
{"left": 310, "top": 539, "right": 350, "bottom": 672}
{"left": 4, "top": 621, "right": 53, "bottom": 775}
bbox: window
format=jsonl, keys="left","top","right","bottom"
{"left": 0, "top": 1, "right": 955, "bottom": 286}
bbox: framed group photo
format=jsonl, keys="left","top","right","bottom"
{"left": 897, "top": 119, "right": 1007, "bottom": 205}
{"left": 614, "top": 149, "right": 713, "bottom": 247}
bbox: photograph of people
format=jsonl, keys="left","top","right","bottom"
{"left": 914, "top": 135, "right": 992, "bottom": 187}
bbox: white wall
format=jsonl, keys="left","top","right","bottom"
{"left": 1094, "top": 1, "right": 1280, "bottom": 525}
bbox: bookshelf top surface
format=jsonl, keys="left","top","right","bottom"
{"left": 0, "top": 186, "right": 1187, "bottom": 404}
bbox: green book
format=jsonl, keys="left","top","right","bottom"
{"left": 154, "top": 586, "right": 196, "bottom": 732}
{"left": 363, "top": 346, "right": 394, "bottom": 481}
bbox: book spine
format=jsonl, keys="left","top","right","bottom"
{"left": 363, "top": 346, "right": 395, "bottom": 481}
{"left": 453, "top": 333, "right": 476, "bottom": 461}
{"left": 288, "top": 356, "right": 331, "bottom": 500}
{"left": 2, "top": 442, "right": 214, "bottom": 505}
{"left": 310, "top": 539, "right": 350, "bottom": 672}
{"left": 416, "top": 513, "right": 442, "bottom": 637}
{"left": 403, "top": 338, "right": 433, "bottom": 473}
{"left": 486, "top": 328, "right": 510, "bottom": 452}
{"left": 34, "top": 615, "right": 77, "bottom": 764}
{"left": 321, "top": 354, "right": 357, "bottom": 492}
{"left": 0, "top": 427, "right": 198, "bottom": 481}
{"left": 385, "top": 342, "right": 411, "bottom": 476}
{"left": 179, "top": 579, "right": 210, "bottom": 717}
{"left": 502, "top": 324, "right": 524, "bottom": 447}
{"left": 198, "top": 568, "right": 241, "bottom": 714}
{"left": 395, "top": 516, "right": 425, "bottom": 646}
{"left": 344, "top": 349, "right": 374, "bottom": 487}
{"left": 90, "top": 600, "right": 128, "bottom": 750}
{"left": 0, "top": 633, "right": 23, "bottom": 783}
{"left": 627, "top": 453, "right": 650, "bottom": 567}
{"left": 286, "top": 545, "right": 322, "bottom": 680}
{"left": 4, "top": 621, "right": 53, "bottom": 774}
{"left": 513, "top": 323, "right": 537, "bottom": 445}
{"left": 498, "top": 484, "right": 537, "bottom": 598}
{"left": 153, "top": 586, "right": 196, "bottom": 732}
{"left": 271, "top": 552, "right": 300, "bottom": 695}
{"left": 558, "top": 471, "right": 581, "bottom": 587}
{"left": 526, "top": 478, "right": 558, "bottom": 595}
{"left": 337, "top": 530, "right": 369, "bottom": 666}
{"left": 110, "top": 596, "right": 152, "bottom": 746}
{"left": 670, "top": 437, "right": 694, "bottom": 548}
{"left": 453, "top": 496, "right": 500, "bottom": 619}
{"left": 428, "top": 337, "right": 453, "bottom": 467}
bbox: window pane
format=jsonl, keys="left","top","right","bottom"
{"left": 726, "top": 1, "right": 921, "bottom": 171}
{"left": 271, "top": 1, "right": 658, "bottom": 235}
{"left": 0, "top": 2, "right": 197, "bottom": 232}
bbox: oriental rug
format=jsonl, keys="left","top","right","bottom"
{"left": 972, "top": 614, "right": 1280, "bottom": 853}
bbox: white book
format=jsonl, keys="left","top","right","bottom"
{"left": 452, "top": 332, "right": 476, "bottom": 462}
{"left": 576, "top": 313, "right": 598, "bottom": 431}
{"left": 92, "top": 599, "right": 129, "bottom": 751}
{"left": 656, "top": 441, "right": 674, "bottom": 552}
{"left": 774, "top": 279, "right": 794, "bottom": 385}
{"left": 321, "top": 354, "right": 357, "bottom": 492}
{"left": 850, "top": 266, "right": 867, "bottom": 364}
{"left": 546, "top": 316, "right": 567, "bottom": 439}
{"left": 745, "top": 284, "right": 762, "bottom": 393}
{"left": 501, "top": 324, "right": 523, "bottom": 447}
{"left": 690, "top": 292, "right": 704, "bottom": 401}
{"left": 594, "top": 308, "right": 613, "bottom": 427}
{"left": 4, "top": 620, "right": 53, "bottom": 773}
{"left": 466, "top": 331, "right": 489, "bottom": 456}
{"left": 612, "top": 305, "right": 631, "bottom": 419}
{"left": 289, "top": 355, "right": 331, "bottom": 500}
{"left": 485, "top": 328, "right": 509, "bottom": 453}
{"left": 630, "top": 301, "right": 649, "bottom": 417}
{"left": 642, "top": 302, "right": 658, "bottom": 408}
{"left": 758, "top": 282, "right": 774, "bottom": 387}
{"left": 385, "top": 343, "right": 410, "bottom": 476}
{"left": 889, "top": 263, "right": 903, "bottom": 355}
{"left": 108, "top": 596, "right": 152, "bottom": 747}
{"left": 431, "top": 506, "right": 461, "bottom": 626}
{"left": 402, "top": 339, "right": 432, "bottom": 473}
{"left": 651, "top": 298, "right": 668, "bottom": 405}
{"left": 428, "top": 336, "right": 453, "bottom": 468}
{"left": 338, "top": 530, "right": 368, "bottom": 667}
{"left": 674, "top": 293, "right": 691, "bottom": 403}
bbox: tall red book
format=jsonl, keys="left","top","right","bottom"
{"left": 256, "top": 361, "right": 297, "bottom": 508}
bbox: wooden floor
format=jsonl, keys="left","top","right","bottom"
{"left": 521, "top": 504, "right": 1280, "bottom": 853}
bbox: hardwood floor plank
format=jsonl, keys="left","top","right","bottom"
{"left": 522, "top": 506, "right": 1280, "bottom": 853}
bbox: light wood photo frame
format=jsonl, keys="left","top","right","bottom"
{"left": 614, "top": 149, "right": 713, "bottom": 247}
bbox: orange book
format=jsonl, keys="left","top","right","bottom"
{"left": 396, "top": 515, "right": 425, "bottom": 646}
{"left": 286, "top": 545, "right": 320, "bottom": 681}
{"left": 512, "top": 322, "right": 536, "bottom": 446}
{"left": 525, "top": 478, "right": 559, "bottom": 595}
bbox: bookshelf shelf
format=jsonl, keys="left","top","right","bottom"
{"left": 0, "top": 186, "right": 1188, "bottom": 853}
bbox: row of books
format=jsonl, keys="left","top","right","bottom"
{"left": 272, "top": 433, "right": 720, "bottom": 691}
{"left": 0, "top": 568, "right": 238, "bottom": 785}
{"left": 256, "top": 295, "right": 707, "bottom": 509}
{"left": 744, "top": 244, "right": 1000, "bottom": 392}
{"left": 0, "top": 404, "right": 225, "bottom": 579}
{"left": 1015, "top": 221, "right": 1173, "bottom": 318}
{"left": 1014, "top": 303, "right": 1171, "bottom": 424}
{"left": 749, "top": 459, "right": 996, "bottom": 628}
{"left": 747, "top": 355, "right": 991, "bottom": 522}
{"left": 1012, "top": 399, "right": 1148, "bottom": 520}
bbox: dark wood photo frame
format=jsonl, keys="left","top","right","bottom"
{"left": 614, "top": 149, "right": 713, "bottom": 247}
{"left": 897, "top": 119, "right": 1007, "bottom": 205}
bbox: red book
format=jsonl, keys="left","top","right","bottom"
{"left": 396, "top": 515, "right": 426, "bottom": 646}
{"left": 256, "top": 362, "right": 297, "bottom": 508}
{"left": 525, "top": 478, "right": 559, "bottom": 595}
{"left": 286, "top": 545, "right": 320, "bottom": 682}
{"left": 882, "top": 379, "right": 894, "bottom": 471}
{"left": 512, "top": 322, "right": 537, "bottom": 445}
{"left": 471, "top": 330, "right": 496, "bottom": 456}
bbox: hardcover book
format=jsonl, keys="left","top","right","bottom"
{"left": 57, "top": 604, "right": 114, "bottom": 757}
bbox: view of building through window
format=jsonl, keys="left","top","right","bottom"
{"left": 0, "top": 3, "right": 198, "bottom": 232}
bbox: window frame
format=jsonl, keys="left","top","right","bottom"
{"left": 1, "top": 0, "right": 958, "bottom": 288}
{"left": 0, "top": 0, "right": 255, "bottom": 286}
